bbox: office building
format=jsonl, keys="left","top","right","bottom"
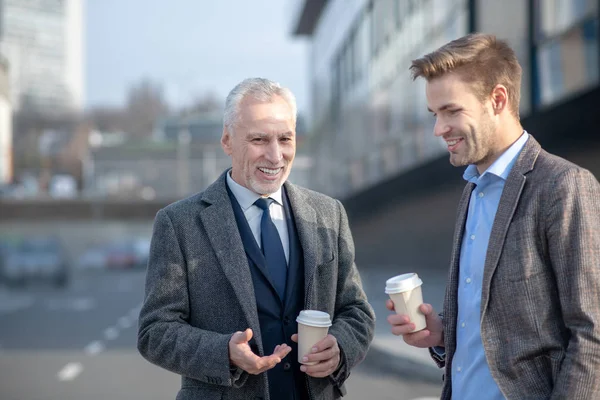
{"left": 291, "top": 0, "right": 599, "bottom": 198}
{"left": 0, "top": 0, "right": 84, "bottom": 114}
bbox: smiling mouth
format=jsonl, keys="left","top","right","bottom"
{"left": 445, "top": 138, "right": 464, "bottom": 151}
{"left": 258, "top": 167, "right": 282, "bottom": 176}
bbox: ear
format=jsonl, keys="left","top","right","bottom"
{"left": 221, "top": 128, "right": 232, "bottom": 156}
{"left": 490, "top": 84, "right": 509, "bottom": 115}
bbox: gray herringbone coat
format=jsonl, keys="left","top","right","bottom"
{"left": 437, "top": 136, "right": 600, "bottom": 399}
{"left": 137, "top": 171, "right": 375, "bottom": 400}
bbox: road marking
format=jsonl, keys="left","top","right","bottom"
{"left": 0, "top": 295, "right": 35, "bottom": 314}
{"left": 57, "top": 362, "right": 83, "bottom": 382}
{"left": 118, "top": 316, "right": 133, "bottom": 329}
{"left": 84, "top": 341, "right": 104, "bottom": 355}
{"left": 46, "top": 297, "right": 95, "bottom": 312}
{"left": 104, "top": 327, "right": 119, "bottom": 340}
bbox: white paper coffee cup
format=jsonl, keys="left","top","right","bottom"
{"left": 296, "top": 310, "right": 332, "bottom": 365}
{"left": 385, "top": 273, "right": 426, "bottom": 332}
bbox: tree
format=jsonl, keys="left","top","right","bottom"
{"left": 124, "top": 79, "right": 169, "bottom": 138}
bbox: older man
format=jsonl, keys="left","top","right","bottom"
{"left": 138, "top": 77, "right": 375, "bottom": 400}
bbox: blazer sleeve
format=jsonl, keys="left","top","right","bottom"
{"left": 546, "top": 168, "right": 600, "bottom": 399}
{"left": 137, "top": 209, "right": 247, "bottom": 388}
{"left": 428, "top": 313, "right": 446, "bottom": 368}
{"left": 327, "top": 200, "right": 376, "bottom": 388}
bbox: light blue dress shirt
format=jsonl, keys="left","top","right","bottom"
{"left": 452, "top": 132, "right": 529, "bottom": 399}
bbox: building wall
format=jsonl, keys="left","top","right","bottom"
{"left": 0, "top": 59, "right": 12, "bottom": 184}
{"left": 304, "top": 0, "right": 469, "bottom": 198}
{"left": 65, "top": 0, "right": 84, "bottom": 111}
{"left": 0, "top": 0, "right": 83, "bottom": 114}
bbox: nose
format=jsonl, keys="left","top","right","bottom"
{"left": 264, "top": 140, "right": 283, "bottom": 163}
{"left": 433, "top": 117, "right": 451, "bottom": 137}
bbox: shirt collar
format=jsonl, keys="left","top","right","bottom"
{"left": 463, "top": 131, "right": 529, "bottom": 183}
{"left": 226, "top": 170, "right": 283, "bottom": 211}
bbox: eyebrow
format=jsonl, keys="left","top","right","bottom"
{"left": 248, "top": 131, "right": 294, "bottom": 137}
{"left": 427, "top": 103, "right": 461, "bottom": 113}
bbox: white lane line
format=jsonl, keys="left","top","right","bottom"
{"left": 57, "top": 362, "right": 83, "bottom": 382}
{"left": 104, "top": 327, "right": 119, "bottom": 340}
{"left": 0, "top": 295, "right": 35, "bottom": 314}
{"left": 118, "top": 316, "right": 133, "bottom": 329}
{"left": 84, "top": 341, "right": 104, "bottom": 355}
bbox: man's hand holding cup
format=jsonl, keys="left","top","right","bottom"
{"left": 385, "top": 273, "right": 444, "bottom": 349}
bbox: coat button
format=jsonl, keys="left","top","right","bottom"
{"left": 283, "top": 362, "right": 291, "bottom": 371}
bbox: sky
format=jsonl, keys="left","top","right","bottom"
{"left": 85, "top": 0, "right": 309, "bottom": 115}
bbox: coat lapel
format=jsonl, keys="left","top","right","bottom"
{"left": 480, "top": 137, "right": 541, "bottom": 315}
{"left": 283, "top": 182, "right": 317, "bottom": 303}
{"left": 282, "top": 186, "right": 301, "bottom": 311}
{"left": 199, "top": 172, "right": 260, "bottom": 335}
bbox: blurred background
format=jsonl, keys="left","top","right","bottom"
{"left": 0, "top": 0, "right": 598, "bottom": 399}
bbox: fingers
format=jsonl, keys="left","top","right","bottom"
{"left": 387, "top": 314, "right": 417, "bottom": 336}
{"left": 301, "top": 355, "right": 340, "bottom": 378}
{"left": 231, "top": 328, "right": 253, "bottom": 344}
{"left": 290, "top": 334, "right": 298, "bottom": 343}
{"left": 310, "top": 334, "right": 336, "bottom": 353}
{"left": 243, "top": 345, "right": 291, "bottom": 375}
{"left": 403, "top": 329, "right": 432, "bottom": 346}
{"left": 419, "top": 303, "right": 433, "bottom": 315}
{"left": 386, "top": 299, "right": 395, "bottom": 311}
{"left": 387, "top": 304, "right": 436, "bottom": 336}
{"left": 273, "top": 344, "right": 292, "bottom": 359}
{"left": 300, "top": 335, "right": 340, "bottom": 378}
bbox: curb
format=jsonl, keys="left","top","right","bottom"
{"left": 363, "top": 342, "right": 443, "bottom": 385}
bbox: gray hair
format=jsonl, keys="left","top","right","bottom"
{"left": 223, "top": 77, "right": 297, "bottom": 133}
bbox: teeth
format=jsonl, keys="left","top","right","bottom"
{"left": 447, "top": 139, "right": 460, "bottom": 146}
{"left": 259, "top": 167, "right": 280, "bottom": 175}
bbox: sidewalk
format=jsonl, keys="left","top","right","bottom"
{"left": 359, "top": 264, "right": 446, "bottom": 384}
{"left": 368, "top": 329, "right": 443, "bottom": 384}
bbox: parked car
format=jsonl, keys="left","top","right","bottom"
{"left": 1, "top": 236, "right": 69, "bottom": 287}
{"left": 75, "top": 246, "right": 108, "bottom": 270}
{"left": 105, "top": 239, "right": 149, "bottom": 270}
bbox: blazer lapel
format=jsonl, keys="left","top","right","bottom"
{"left": 283, "top": 182, "right": 317, "bottom": 304}
{"left": 446, "top": 182, "right": 474, "bottom": 353}
{"left": 199, "top": 172, "right": 260, "bottom": 333}
{"left": 480, "top": 137, "right": 541, "bottom": 315}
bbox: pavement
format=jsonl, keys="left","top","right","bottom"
{"left": 0, "top": 269, "right": 443, "bottom": 400}
{"left": 358, "top": 263, "right": 447, "bottom": 384}
{"left": 0, "top": 263, "right": 448, "bottom": 388}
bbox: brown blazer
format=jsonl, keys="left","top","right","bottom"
{"left": 437, "top": 136, "right": 600, "bottom": 399}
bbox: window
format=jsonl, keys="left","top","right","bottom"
{"left": 536, "top": 17, "right": 598, "bottom": 106}
{"left": 536, "top": 0, "right": 598, "bottom": 40}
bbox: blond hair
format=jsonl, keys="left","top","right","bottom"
{"left": 410, "top": 33, "right": 522, "bottom": 118}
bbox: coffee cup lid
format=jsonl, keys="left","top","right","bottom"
{"left": 296, "top": 310, "right": 332, "bottom": 327}
{"left": 385, "top": 273, "right": 423, "bottom": 294}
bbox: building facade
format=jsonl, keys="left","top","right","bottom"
{"left": 0, "top": 0, "right": 84, "bottom": 114}
{"left": 0, "top": 57, "right": 12, "bottom": 184}
{"left": 292, "top": 0, "right": 599, "bottom": 198}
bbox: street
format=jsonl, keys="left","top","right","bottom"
{"left": 0, "top": 268, "right": 441, "bottom": 400}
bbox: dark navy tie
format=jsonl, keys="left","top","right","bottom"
{"left": 254, "top": 197, "right": 287, "bottom": 300}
